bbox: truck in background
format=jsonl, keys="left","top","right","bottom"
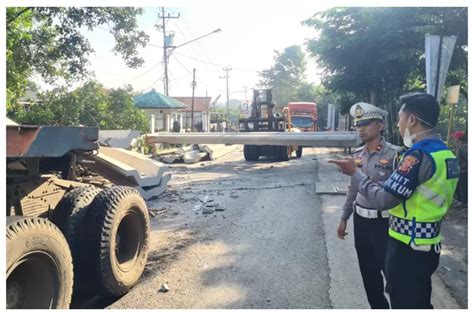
{"left": 283, "top": 102, "right": 318, "bottom": 158}
{"left": 239, "top": 89, "right": 296, "bottom": 161}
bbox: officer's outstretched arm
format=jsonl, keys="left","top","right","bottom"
{"left": 354, "top": 151, "right": 423, "bottom": 210}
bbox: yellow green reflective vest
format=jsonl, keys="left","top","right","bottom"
{"left": 388, "top": 139, "right": 459, "bottom": 245}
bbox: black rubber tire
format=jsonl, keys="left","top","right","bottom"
{"left": 50, "top": 186, "right": 101, "bottom": 294}
{"left": 6, "top": 217, "right": 73, "bottom": 309}
{"left": 275, "top": 145, "right": 290, "bottom": 161}
{"left": 243, "top": 145, "right": 259, "bottom": 161}
{"left": 296, "top": 146, "right": 303, "bottom": 158}
{"left": 81, "top": 186, "right": 150, "bottom": 297}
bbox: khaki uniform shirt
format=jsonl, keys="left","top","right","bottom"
{"left": 341, "top": 139, "right": 402, "bottom": 220}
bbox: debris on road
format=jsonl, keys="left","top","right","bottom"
{"left": 149, "top": 208, "right": 168, "bottom": 218}
{"left": 157, "top": 144, "right": 213, "bottom": 164}
{"left": 159, "top": 284, "right": 170, "bottom": 293}
{"left": 202, "top": 207, "right": 215, "bottom": 215}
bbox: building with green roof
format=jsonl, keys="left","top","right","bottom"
{"left": 134, "top": 89, "right": 187, "bottom": 132}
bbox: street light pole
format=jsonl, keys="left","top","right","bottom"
{"left": 158, "top": 21, "right": 221, "bottom": 96}
{"left": 170, "top": 28, "right": 221, "bottom": 51}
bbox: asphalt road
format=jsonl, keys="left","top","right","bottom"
{"left": 75, "top": 146, "right": 463, "bottom": 309}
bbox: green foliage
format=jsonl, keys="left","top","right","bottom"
{"left": 212, "top": 99, "right": 242, "bottom": 121}
{"left": 303, "top": 7, "right": 467, "bottom": 143}
{"left": 258, "top": 45, "right": 318, "bottom": 106}
{"left": 9, "top": 81, "right": 149, "bottom": 133}
{"left": 6, "top": 7, "right": 149, "bottom": 110}
{"left": 435, "top": 93, "right": 468, "bottom": 141}
{"left": 303, "top": 7, "right": 467, "bottom": 105}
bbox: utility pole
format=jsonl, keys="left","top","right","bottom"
{"left": 157, "top": 7, "right": 180, "bottom": 96}
{"left": 191, "top": 68, "right": 196, "bottom": 132}
{"left": 243, "top": 86, "right": 248, "bottom": 110}
{"left": 220, "top": 67, "right": 232, "bottom": 127}
{"left": 205, "top": 89, "right": 209, "bottom": 131}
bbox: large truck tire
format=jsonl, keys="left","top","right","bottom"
{"left": 81, "top": 186, "right": 150, "bottom": 297}
{"left": 243, "top": 145, "right": 259, "bottom": 161}
{"left": 296, "top": 146, "right": 303, "bottom": 158}
{"left": 51, "top": 186, "right": 101, "bottom": 294}
{"left": 6, "top": 217, "right": 73, "bottom": 309}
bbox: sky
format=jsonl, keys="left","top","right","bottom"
{"left": 7, "top": 0, "right": 469, "bottom": 105}
{"left": 80, "top": 4, "right": 330, "bottom": 104}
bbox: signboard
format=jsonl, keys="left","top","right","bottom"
{"left": 425, "top": 34, "right": 457, "bottom": 101}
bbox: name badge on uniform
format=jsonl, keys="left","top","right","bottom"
{"left": 446, "top": 158, "right": 459, "bottom": 179}
{"left": 379, "top": 158, "right": 389, "bottom": 165}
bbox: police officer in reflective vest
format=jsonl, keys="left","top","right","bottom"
{"left": 338, "top": 102, "right": 401, "bottom": 309}
{"left": 330, "top": 93, "right": 458, "bottom": 309}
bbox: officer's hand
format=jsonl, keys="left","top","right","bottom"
{"left": 337, "top": 219, "right": 349, "bottom": 240}
{"left": 328, "top": 158, "right": 357, "bottom": 176}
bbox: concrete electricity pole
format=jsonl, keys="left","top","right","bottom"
{"left": 157, "top": 7, "right": 180, "bottom": 96}
{"left": 220, "top": 67, "right": 232, "bottom": 127}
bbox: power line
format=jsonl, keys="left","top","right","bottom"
{"left": 129, "top": 62, "right": 162, "bottom": 82}
{"left": 172, "top": 20, "right": 189, "bottom": 43}
{"left": 145, "top": 77, "right": 163, "bottom": 91}
{"left": 172, "top": 51, "right": 259, "bottom": 73}
{"left": 168, "top": 69, "right": 182, "bottom": 90}
{"left": 179, "top": 17, "right": 213, "bottom": 64}
{"left": 171, "top": 54, "right": 193, "bottom": 76}
{"left": 172, "top": 55, "right": 209, "bottom": 88}
{"left": 232, "top": 66, "right": 260, "bottom": 73}
{"left": 173, "top": 51, "right": 224, "bottom": 68}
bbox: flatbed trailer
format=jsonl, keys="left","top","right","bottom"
{"left": 6, "top": 124, "right": 150, "bottom": 309}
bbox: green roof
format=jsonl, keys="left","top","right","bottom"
{"left": 134, "top": 89, "right": 187, "bottom": 109}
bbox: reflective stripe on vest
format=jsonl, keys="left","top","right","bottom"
{"left": 417, "top": 184, "right": 446, "bottom": 207}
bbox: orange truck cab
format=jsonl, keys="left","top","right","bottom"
{"left": 282, "top": 102, "right": 317, "bottom": 158}
{"left": 284, "top": 102, "right": 318, "bottom": 132}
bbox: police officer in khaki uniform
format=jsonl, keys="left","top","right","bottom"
{"left": 337, "top": 102, "right": 401, "bottom": 309}
{"left": 330, "top": 93, "right": 459, "bottom": 308}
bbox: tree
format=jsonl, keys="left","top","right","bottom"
{"left": 303, "top": 7, "right": 467, "bottom": 109}
{"left": 303, "top": 7, "right": 467, "bottom": 142}
{"left": 7, "top": 7, "right": 149, "bottom": 109}
{"left": 106, "top": 85, "right": 149, "bottom": 132}
{"left": 10, "top": 81, "right": 149, "bottom": 133}
{"left": 258, "top": 45, "right": 317, "bottom": 106}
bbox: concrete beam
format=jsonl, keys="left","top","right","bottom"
{"left": 145, "top": 132, "right": 360, "bottom": 147}
{"left": 87, "top": 147, "right": 170, "bottom": 200}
